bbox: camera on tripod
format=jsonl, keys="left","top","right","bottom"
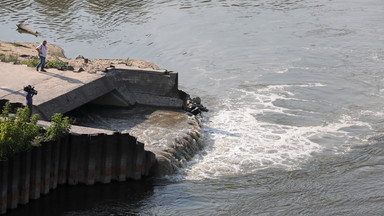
{"left": 24, "top": 85, "right": 38, "bottom": 96}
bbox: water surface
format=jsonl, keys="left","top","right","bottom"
{"left": 1, "top": 0, "right": 384, "bottom": 215}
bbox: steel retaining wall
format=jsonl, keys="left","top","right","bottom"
{"left": 0, "top": 132, "right": 156, "bottom": 214}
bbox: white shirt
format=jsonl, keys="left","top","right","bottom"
{"left": 36, "top": 43, "right": 47, "bottom": 57}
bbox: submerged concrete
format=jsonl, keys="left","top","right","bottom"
{"left": 71, "top": 106, "right": 205, "bottom": 177}
{"left": 127, "top": 110, "right": 204, "bottom": 176}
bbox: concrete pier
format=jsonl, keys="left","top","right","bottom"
{"left": 0, "top": 62, "right": 183, "bottom": 120}
{"left": 0, "top": 57, "right": 205, "bottom": 214}
{"left": 0, "top": 60, "right": 205, "bottom": 179}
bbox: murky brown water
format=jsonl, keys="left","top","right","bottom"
{"left": 2, "top": 0, "right": 384, "bottom": 215}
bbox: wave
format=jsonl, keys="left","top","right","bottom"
{"left": 176, "top": 84, "right": 372, "bottom": 180}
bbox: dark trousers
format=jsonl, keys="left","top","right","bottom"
{"left": 27, "top": 103, "right": 33, "bottom": 119}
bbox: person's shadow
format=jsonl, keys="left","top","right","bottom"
{"left": 40, "top": 71, "right": 84, "bottom": 84}
{"left": 0, "top": 87, "right": 25, "bottom": 96}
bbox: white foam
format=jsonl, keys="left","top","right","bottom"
{"left": 276, "top": 68, "right": 288, "bottom": 74}
{"left": 176, "top": 84, "right": 371, "bottom": 181}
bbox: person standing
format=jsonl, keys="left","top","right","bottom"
{"left": 24, "top": 86, "right": 34, "bottom": 120}
{"left": 36, "top": 40, "right": 47, "bottom": 72}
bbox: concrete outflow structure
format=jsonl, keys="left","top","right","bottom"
{"left": 0, "top": 61, "right": 206, "bottom": 214}
{"left": 26, "top": 64, "right": 181, "bottom": 120}
{"left": 0, "top": 61, "right": 203, "bottom": 174}
{"left": 0, "top": 62, "right": 182, "bottom": 120}
{"left": 104, "top": 64, "right": 181, "bottom": 107}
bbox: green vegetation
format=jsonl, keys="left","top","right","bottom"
{"left": 46, "top": 57, "right": 67, "bottom": 70}
{"left": 25, "top": 57, "right": 68, "bottom": 70}
{"left": 24, "top": 56, "right": 40, "bottom": 67}
{"left": 0, "top": 103, "right": 40, "bottom": 159}
{"left": 0, "top": 102, "right": 71, "bottom": 159}
{"left": 42, "top": 113, "right": 71, "bottom": 142}
{"left": 0, "top": 53, "right": 19, "bottom": 64}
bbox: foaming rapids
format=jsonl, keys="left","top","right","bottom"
{"left": 177, "top": 83, "right": 372, "bottom": 180}
{"left": 69, "top": 106, "right": 207, "bottom": 176}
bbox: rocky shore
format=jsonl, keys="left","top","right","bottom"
{"left": 0, "top": 40, "right": 160, "bottom": 73}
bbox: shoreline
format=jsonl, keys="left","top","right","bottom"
{"left": 0, "top": 40, "right": 207, "bottom": 213}
{"left": 0, "top": 40, "right": 206, "bottom": 177}
{"left": 0, "top": 40, "right": 161, "bottom": 73}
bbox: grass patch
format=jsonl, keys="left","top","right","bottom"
{"left": 24, "top": 56, "right": 40, "bottom": 67}
{"left": 46, "top": 57, "right": 67, "bottom": 70}
{"left": 0, "top": 53, "right": 19, "bottom": 64}
{"left": 7, "top": 54, "right": 18, "bottom": 64}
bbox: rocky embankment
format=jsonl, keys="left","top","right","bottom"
{"left": 0, "top": 40, "right": 160, "bottom": 73}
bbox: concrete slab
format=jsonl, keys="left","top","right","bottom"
{"left": 0, "top": 61, "right": 183, "bottom": 120}
{"left": 0, "top": 62, "right": 108, "bottom": 119}
{"left": 38, "top": 120, "right": 114, "bottom": 135}
{"left": 0, "top": 62, "right": 102, "bottom": 104}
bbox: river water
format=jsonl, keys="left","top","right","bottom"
{"left": 2, "top": 0, "right": 384, "bottom": 215}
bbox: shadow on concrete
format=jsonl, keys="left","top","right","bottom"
{"left": 40, "top": 70, "right": 85, "bottom": 84}
{"left": 0, "top": 87, "right": 24, "bottom": 96}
